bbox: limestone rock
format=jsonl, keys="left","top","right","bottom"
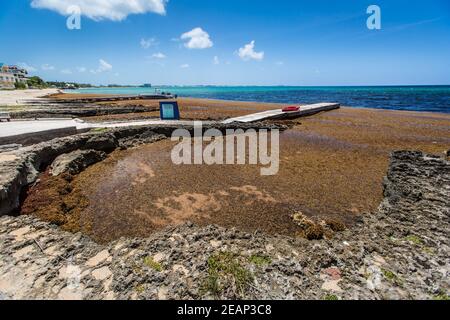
{"left": 50, "top": 150, "right": 106, "bottom": 176}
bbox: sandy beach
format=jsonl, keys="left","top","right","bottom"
{"left": 0, "top": 89, "right": 60, "bottom": 106}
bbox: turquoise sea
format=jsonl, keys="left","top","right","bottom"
{"left": 73, "top": 86, "right": 450, "bottom": 114}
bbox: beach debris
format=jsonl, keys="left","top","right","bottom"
{"left": 282, "top": 106, "right": 300, "bottom": 112}
{"left": 291, "top": 211, "right": 346, "bottom": 240}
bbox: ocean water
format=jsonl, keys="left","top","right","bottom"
{"left": 73, "top": 86, "right": 450, "bottom": 114}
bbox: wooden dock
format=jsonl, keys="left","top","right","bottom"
{"left": 222, "top": 103, "right": 340, "bottom": 124}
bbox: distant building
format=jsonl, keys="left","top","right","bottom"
{"left": 0, "top": 63, "right": 8, "bottom": 73}
{"left": 8, "top": 65, "right": 29, "bottom": 85}
{"left": 0, "top": 71, "right": 15, "bottom": 89}
{"left": 0, "top": 64, "right": 16, "bottom": 89}
{"left": 0, "top": 63, "right": 29, "bottom": 89}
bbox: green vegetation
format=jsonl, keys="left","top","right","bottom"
{"left": 381, "top": 268, "right": 402, "bottom": 285}
{"left": 90, "top": 127, "right": 110, "bottom": 133}
{"left": 405, "top": 235, "right": 423, "bottom": 245}
{"left": 202, "top": 252, "right": 254, "bottom": 298}
{"left": 14, "top": 81, "right": 27, "bottom": 90}
{"left": 433, "top": 291, "right": 449, "bottom": 300}
{"left": 422, "top": 246, "right": 436, "bottom": 255}
{"left": 27, "top": 76, "right": 47, "bottom": 89}
{"left": 143, "top": 256, "right": 163, "bottom": 272}
{"left": 135, "top": 284, "right": 145, "bottom": 294}
{"left": 47, "top": 81, "right": 93, "bottom": 89}
{"left": 248, "top": 254, "right": 272, "bottom": 266}
{"left": 381, "top": 268, "right": 396, "bottom": 280}
{"left": 0, "top": 105, "right": 27, "bottom": 112}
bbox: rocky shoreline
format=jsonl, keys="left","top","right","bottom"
{"left": 10, "top": 104, "right": 158, "bottom": 119}
{"left": 0, "top": 151, "right": 448, "bottom": 300}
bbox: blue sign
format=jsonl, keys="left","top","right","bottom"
{"left": 159, "top": 101, "right": 180, "bottom": 120}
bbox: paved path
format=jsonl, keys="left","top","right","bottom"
{"left": 0, "top": 119, "right": 205, "bottom": 139}
{"left": 222, "top": 103, "right": 340, "bottom": 124}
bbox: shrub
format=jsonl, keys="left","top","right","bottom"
{"left": 27, "top": 76, "right": 47, "bottom": 89}
{"left": 14, "top": 81, "right": 27, "bottom": 90}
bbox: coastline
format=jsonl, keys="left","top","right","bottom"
{"left": 68, "top": 85, "right": 450, "bottom": 114}
{"left": 50, "top": 92, "right": 450, "bottom": 120}
{"left": 0, "top": 91, "right": 449, "bottom": 300}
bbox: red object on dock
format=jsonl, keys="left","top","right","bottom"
{"left": 282, "top": 106, "right": 300, "bottom": 112}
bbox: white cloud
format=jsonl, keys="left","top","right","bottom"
{"left": 238, "top": 41, "right": 264, "bottom": 61}
{"left": 275, "top": 61, "right": 284, "bottom": 66}
{"left": 140, "top": 38, "right": 158, "bottom": 49}
{"left": 41, "top": 64, "right": 55, "bottom": 71}
{"left": 18, "top": 62, "right": 37, "bottom": 72}
{"left": 180, "top": 28, "right": 213, "bottom": 49}
{"left": 152, "top": 52, "right": 166, "bottom": 59}
{"left": 60, "top": 69, "right": 72, "bottom": 74}
{"left": 213, "top": 56, "right": 220, "bottom": 65}
{"left": 77, "top": 66, "right": 87, "bottom": 73}
{"left": 90, "top": 59, "right": 113, "bottom": 74}
{"left": 180, "top": 64, "right": 190, "bottom": 69}
{"left": 98, "top": 59, "right": 112, "bottom": 72}
{"left": 31, "top": 0, "right": 168, "bottom": 21}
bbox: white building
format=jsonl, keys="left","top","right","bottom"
{"left": 0, "top": 72, "right": 15, "bottom": 89}
{"left": 0, "top": 63, "right": 29, "bottom": 89}
{"left": 8, "top": 65, "right": 29, "bottom": 85}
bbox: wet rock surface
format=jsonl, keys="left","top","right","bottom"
{"left": 11, "top": 105, "right": 157, "bottom": 119}
{"left": 50, "top": 150, "right": 107, "bottom": 176}
{"left": 0, "top": 151, "right": 448, "bottom": 300}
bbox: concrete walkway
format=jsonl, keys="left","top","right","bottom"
{"left": 0, "top": 119, "right": 206, "bottom": 139}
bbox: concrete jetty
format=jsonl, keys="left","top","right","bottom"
{"left": 222, "top": 102, "right": 340, "bottom": 124}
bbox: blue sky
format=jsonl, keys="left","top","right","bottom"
{"left": 1, "top": 0, "right": 449, "bottom": 86}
